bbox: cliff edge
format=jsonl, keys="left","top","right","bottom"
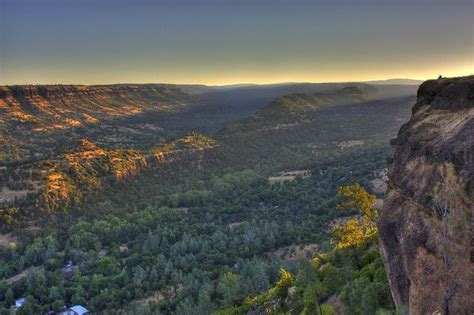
{"left": 378, "top": 76, "right": 474, "bottom": 314}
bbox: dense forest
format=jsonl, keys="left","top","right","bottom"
{"left": 0, "top": 148, "right": 391, "bottom": 314}
{"left": 218, "top": 184, "right": 395, "bottom": 315}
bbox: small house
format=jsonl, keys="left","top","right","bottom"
{"left": 14, "top": 298, "right": 25, "bottom": 309}
{"left": 62, "top": 305, "right": 89, "bottom": 315}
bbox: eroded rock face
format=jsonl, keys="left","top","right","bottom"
{"left": 378, "top": 76, "right": 474, "bottom": 314}
{"left": 0, "top": 84, "right": 190, "bottom": 129}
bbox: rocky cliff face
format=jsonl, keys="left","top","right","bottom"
{"left": 378, "top": 76, "right": 474, "bottom": 314}
{"left": 0, "top": 84, "right": 192, "bottom": 164}
{"left": 0, "top": 133, "right": 216, "bottom": 221}
{"left": 0, "top": 84, "right": 190, "bottom": 127}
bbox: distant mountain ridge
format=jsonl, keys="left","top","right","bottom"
{"left": 363, "top": 78, "right": 423, "bottom": 85}
{"left": 175, "top": 78, "right": 421, "bottom": 94}
{"left": 256, "top": 85, "right": 377, "bottom": 120}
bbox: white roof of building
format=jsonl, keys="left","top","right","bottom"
{"left": 15, "top": 298, "right": 25, "bottom": 308}
{"left": 70, "top": 305, "right": 89, "bottom": 314}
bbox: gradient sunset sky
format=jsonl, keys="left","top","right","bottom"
{"left": 1, "top": 0, "right": 473, "bottom": 85}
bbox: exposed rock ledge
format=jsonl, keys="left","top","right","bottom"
{"left": 378, "top": 76, "right": 474, "bottom": 314}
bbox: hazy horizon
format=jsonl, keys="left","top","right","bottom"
{"left": 1, "top": 0, "right": 473, "bottom": 85}
{"left": 0, "top": 77, "right": 426, "bottom": 87}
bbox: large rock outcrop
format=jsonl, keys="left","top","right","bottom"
{"left": 378, "top": 76, "right": 474, "bottom": 314}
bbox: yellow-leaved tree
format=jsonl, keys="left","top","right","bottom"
{"left": 332, "top": 183, "right": 378, "bottom": 249}
{"left": 269, "top": 268, "right": 295, "bottom": 299}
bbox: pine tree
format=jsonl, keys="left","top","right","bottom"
{"left": 5, "top": 288, "right": 14, "bottom": 308}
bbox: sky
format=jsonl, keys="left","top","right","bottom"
{"left": 0, "top": 0, "right": 473, "bottom": 85}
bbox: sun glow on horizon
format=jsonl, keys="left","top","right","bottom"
{"left": 1, "top": 1, "right": 472, "bottom": 86}
{"left": 3, "top": 65, "right": 473, "bottom": 87}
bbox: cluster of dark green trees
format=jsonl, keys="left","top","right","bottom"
{"left": 219, "top": 241, "right": 395, "bottom": 315}
{"left": 218, "top": 184, "right": 396, "bottom": 315}
{"left": 0, "top": 147, "right": 388, "bottom": 314}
